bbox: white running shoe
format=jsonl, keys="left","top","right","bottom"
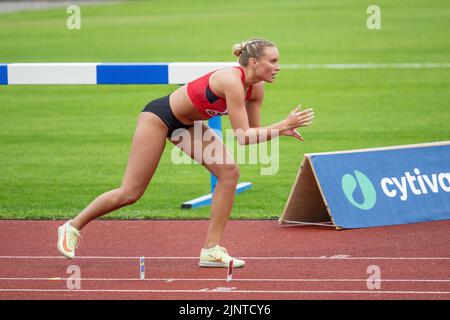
{"left": 199, "top": 245, "right": 245, "bottom": 268}
{"left": 57, "top": 220, "right": 81, "bottom": 259}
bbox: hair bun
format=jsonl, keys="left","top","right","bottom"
{"left": 232, "top": 42, "right": 244, "bottom": 57}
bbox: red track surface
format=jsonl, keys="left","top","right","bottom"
{"left": 0, "top": 219, "right": 449, "bottom": 300}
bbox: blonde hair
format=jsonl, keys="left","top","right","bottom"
{"left": 232, "top": 38, "right": 276, "bottom": 66}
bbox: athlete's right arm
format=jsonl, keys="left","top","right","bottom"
{"left": 223, "top": 76, "right": 314, "bottom": 145}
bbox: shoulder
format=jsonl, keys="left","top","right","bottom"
{"left": 211, "top": 67, "right": 244, "bottom": 90}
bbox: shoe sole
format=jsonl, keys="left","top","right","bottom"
{"left": 57, "top": 225, "right": 74, "bottom": 260}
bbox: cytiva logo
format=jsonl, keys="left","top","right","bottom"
{"left": 381, "top": 168, "right": 450, "bottom": 201}
{"left": 341, "top": 170, "right": 377, "bottom": 210}
{"left": 342, "top": 168, "right": 450, "bottom": 210}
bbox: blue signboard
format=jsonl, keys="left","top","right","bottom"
{"left": 310, "top": 142, "right": 450, "bottom": 228}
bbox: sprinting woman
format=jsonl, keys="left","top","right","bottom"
{"left": 57, "top": 38, "right": 314, "bottom": 268}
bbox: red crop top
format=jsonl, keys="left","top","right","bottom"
{"left": 186, "top": 66, "right": 253, "bottom": 118}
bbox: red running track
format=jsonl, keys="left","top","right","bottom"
{"left": 0, "top": 219, "right": 449, "bottom": 300}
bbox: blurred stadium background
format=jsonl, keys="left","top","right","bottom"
{"left": 0, "top": 0, "right": 449, "bottom": 219}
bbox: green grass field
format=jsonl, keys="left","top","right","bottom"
{"left": 0, "top": 0, "right": 449, "bottom": 220}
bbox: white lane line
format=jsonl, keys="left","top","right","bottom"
{"left": 0, "top": 288, "right": 449, "bottom": 295}
{"left": 0, "top": 256, "right": 449, "bottom": 260}
{"left": 244, "top": 257, "right": 450, "bottom": 260}
{"left": 281, "top": 63, "right": 450, "bottom": 69}
{"left": 0, "top": 277, "right": 449, "bottom": 283}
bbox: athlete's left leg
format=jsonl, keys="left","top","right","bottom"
{"left": 169, "top": 122, "right": 239, "bottom": 248}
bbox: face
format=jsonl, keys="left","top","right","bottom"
{"left": 252, "top": 46, "right": 280, "bottom": 83}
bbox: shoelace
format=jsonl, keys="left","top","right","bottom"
{"left": 215, "top": 246, "right": 229, "bottom": 258}
{"left": 67, "top": 228, "right": 82, "bottom": 249}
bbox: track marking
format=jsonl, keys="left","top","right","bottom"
{"left": 0, "top": 288, "right": 449, "bottom": 295}
{"left": 1, "top": 255, "right": 449, "bottom": 260}
{"left": 1, "top": 277, "right": 448, "bottom": 283}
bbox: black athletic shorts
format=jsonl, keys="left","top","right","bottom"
{"left": 141, "top": 94, "right": 193, "bottom": 138}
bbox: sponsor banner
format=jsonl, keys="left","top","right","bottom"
{"left": 310, "top": 142, "right": 450, "bottom": 228}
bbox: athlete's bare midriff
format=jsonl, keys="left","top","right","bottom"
{"left": 169, "top": 85, "right": 210, "bottom": 125}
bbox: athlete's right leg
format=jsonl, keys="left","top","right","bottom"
{"left": 70, "top": 112, "right": 168, "bottom": 230}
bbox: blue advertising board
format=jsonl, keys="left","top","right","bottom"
{"left": 309, "top": 142, "right": 450, "bottom": 228}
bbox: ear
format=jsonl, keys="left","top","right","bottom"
{"left": 248, "top": 57, "right": 257, "bottom": 67}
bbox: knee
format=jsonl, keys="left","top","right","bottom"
{"left": 116, "top": 188, "right": 143, "bottom": 206}
{"left": 217, "top": 164, "right": 240, "bottom": 183}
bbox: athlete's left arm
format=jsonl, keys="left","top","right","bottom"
{"left": 245, "top": 81, "right": 264, "bottom": 128}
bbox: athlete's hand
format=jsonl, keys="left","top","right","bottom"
{"left": 283, "top": 105, "right": 314, "bottom": 131}
{"left": 280, "top": 105, "right": 313, "bottom": 141}
{"left": 280, "top": 128, "right": 304, "bottom": 141}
